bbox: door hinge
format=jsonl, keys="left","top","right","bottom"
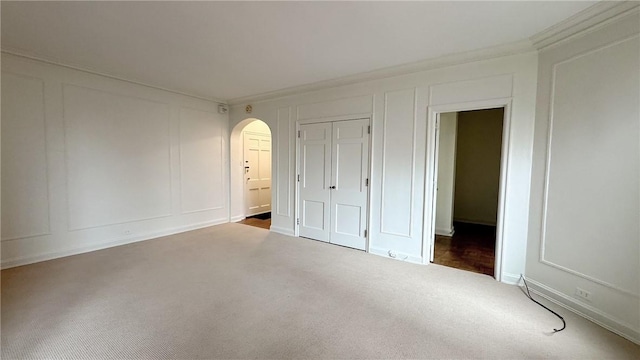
{"left": 297, "top": 174, "right": 300, "bottom": 182}
{"left": 364, "top": 229, "right": 367, "bottom": 238}
{"left": 297, "top": 130, "right": 301, "bottom": 138}
{"left": 367, "top": 125, "right": 371, "bottom": 134}
{"left": 297, "top": 218, "right": 300, "bottom": 225}
{"left": 365, "top": 178, "right": 369, "bottom": 186}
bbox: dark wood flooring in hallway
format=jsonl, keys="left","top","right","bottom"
{"left": 433, "top": 222, "right": 496, "bottom": 276}
{"left": 237, "top": 215, "right": 271, "bottom": 230}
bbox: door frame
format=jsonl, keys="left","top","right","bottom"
{"left": 294, "top": 116, "right": 373, "bottom": 251}
{"left": 423, "top": 98, "right": 512, "bottom": 282}
{"left": 229, "top": 118, "right": 272, "bottom": 223}
{"left": 243, "top": 130, "right": 272, "bottom": 217}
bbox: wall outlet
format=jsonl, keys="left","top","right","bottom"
{"left": 575, "top": 287, "right": 592, "bottom": 302}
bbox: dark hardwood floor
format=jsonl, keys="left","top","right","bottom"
{"left": 237, "top": 215, "right": 271, "bottom": 230}
{"left": 433, "top": 222, "right": 496, "bottom": 276}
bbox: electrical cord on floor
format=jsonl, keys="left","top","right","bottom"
{"left": 520, "top": 274, "right": 566, "bottom": 333}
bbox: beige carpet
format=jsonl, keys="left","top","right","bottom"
{"left": 2, "top": 223, "right": 639, "bottom": 359}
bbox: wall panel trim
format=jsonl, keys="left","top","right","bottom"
{"left": 1, "top": 72, "right": 52, "bottom": 241}
{"left": 62, "top": 84, "right": 173, "bottom": 230}
{"left": 539, "top": 35, "right": 640, "bottom": 298}
{"left": 379, "top": 88, "right": 416, "bottom": 237}
{"left": 276, "top": 107, "right": 292, "bottom": 217}
{"left": 178, "top": 107, "right": 225, "bottom": 214}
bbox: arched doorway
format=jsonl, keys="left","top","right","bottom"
{"left": 229, "top": 118, "right": 272, "bottom": 229}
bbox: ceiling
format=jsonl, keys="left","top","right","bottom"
{"left": 2, "top": 1, "right": 597, "bottom": 102}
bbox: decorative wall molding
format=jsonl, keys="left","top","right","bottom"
{"left": 9, "top": 3, "right": 634, "bottom": 109}
{"left": 62, "top": 83, "right": 173, "bottom": 231}
{"left": 379, "top": 89, "right": 417, "bottom": 238}
{"left": 227, "top": 40, "right": 534, "bottom": 106}
{"left": 0, "top": 72, "right": 52, "bottom": 241}
{"left": 1, "top": 49, "right": 227, "bottom": 105}
{"left": 428, "top": 74, "right": 513, "bottom": 106}
{"left": 276, "top": 107, "right": 292, "bottom": 217}
{"left": 226, "top": 3, "right": 638, "bottom": 107}
{"left": 296, "top": 94, "right": 374, "bottom": 121}
{"left": 1, "top": 54, "right": 230, "bottom": 269}
{"left": 531, "top": 1, "right": 640, "bottom": 51}
{"left": 178, "top": 107, "right": 225, "bottom": 214}
{"left": 539, "top": 35, "right": 640, "bottom": 298}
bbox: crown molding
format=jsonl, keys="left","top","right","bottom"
{"left": 530, "top": 1, "right": 640, "bottom": 51}
{"left": 230, "top": 2, "right": 640, "bottom": 106}
{"left": 227, "top": 39, "right": 535, "bottom": 106}
{"left": 8, "top": 2, "right": 633, "bottom": 107}
{"left": 1, "top": 48, "right": 228, "bottom": 105}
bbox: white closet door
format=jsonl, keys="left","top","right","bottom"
{"left": 329, "top": 119, "right": 369, "bottom": 250}
{"left": 257, "top": 135, "right": 272, "bottom": 213}
{"left": 244, "top": 132, "right": 271, "bottom": 216}
{"left": 299, "top": 123, "right": 332, "bottom": 242}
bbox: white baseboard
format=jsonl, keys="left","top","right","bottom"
{"left": 525, "top": 278, "right": 640, "bottom": 345}
{"left": 369, "top": 247, "right": 423, "bottom": 264}
{"left": 1, "top": 218, "right": 229, "bottom": 270}
{"left": 453, "top": 218, "right": 497, "bottom": 227}
{"left": 500, "top": 272, "right": 521, "bottom": 285}
{"left": 435, "top": 227, "right": 455, "bottom": 236}
{"left": 230, "top": 215, "right": 245, "bottom": 223}
{"left": 269, "top": 226, "right": 294, "bottom": 236}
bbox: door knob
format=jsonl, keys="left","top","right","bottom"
{"left": 329, "top": 186, "right": 336, "bottom": 189}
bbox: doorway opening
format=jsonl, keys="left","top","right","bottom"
{"left": 230, "top": 118, "right": 272, "bottom": 230}
{"left": 430, "top": 108, "right": 505, "bottom": 277}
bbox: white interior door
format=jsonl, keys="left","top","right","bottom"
{"left": 329, "top": 119, "right": 369, "bottom": 250}
{"left": 298, "top": 123, "right": 332, "bottom": 242}
{"left": 298, "top": 119, "right": 370, "bottom": 250}
{"left": 244, "top": 132, "right": 271, "bottom": 216}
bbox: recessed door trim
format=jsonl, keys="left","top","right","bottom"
{"left": 424, "top": 98, "right": 512, "bottom": 282}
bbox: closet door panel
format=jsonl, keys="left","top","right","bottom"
{"left": 298, "top": 123, "right": 332, "bottom": 242}
{"left": 330, "top": 119, "right": 369, "bottom": 250}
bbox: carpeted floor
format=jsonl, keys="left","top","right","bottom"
{"left": 2, "top": 223, "right": 639, "bottom": 359}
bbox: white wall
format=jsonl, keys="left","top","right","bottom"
{"left": 242, "top": 120, "right": 271, "bottom": 136}
{"left": 453, "top": 108, "right": 504, "bottom": 226}
{"left": 526, "top": 11, "right": 640, "bottom": 343}
{"left": 435, "top": 112, "right": 457, "bottom": 236}
{"left": 1, "top": 53, "right": 229, "bottom": 268}
{"left": 229, "top": 51, "right": 538, "bottom": 281}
